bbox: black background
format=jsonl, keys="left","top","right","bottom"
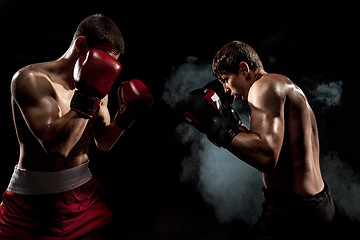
{"left": 0, "top": 1, "right": 359, "bottom": 239}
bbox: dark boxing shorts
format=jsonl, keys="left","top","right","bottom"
{"left": 251, "top": 182, "right": 335, "bottom": 239}
{"left": 0, "top": 162, "right": 113, "bottom": 239}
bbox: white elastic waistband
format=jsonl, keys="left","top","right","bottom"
{"left": 7, "top": 161, "right": 92, "bottom": 195}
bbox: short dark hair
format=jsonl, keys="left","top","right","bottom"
{"left": 73, "top": 14, "right": 125, "bottom": 54}
{"left": 212, "top": 40, "right": 263, "bottom": 78}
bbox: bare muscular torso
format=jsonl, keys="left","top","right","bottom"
{"left": 251, "top": 74, "right": 324, "bottom": 195}
{"left": 12, "top": 61, "right": 95, "bottom": 171}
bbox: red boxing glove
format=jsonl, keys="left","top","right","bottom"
{"left": 71, "top": 49, "right": 122, "bottom": 118}
{"left": 115, "top": 79, "right": 153, "bottom": 129}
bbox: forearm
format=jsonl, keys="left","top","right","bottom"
{"left": 40, "top": 110, "right": 89, "bottom": 158}
{"left": 93, "top": 111, "right": 126, "bottom": 151}
{"left": 93, "top": 78, "right": 153, "bottom": 151}
{"left": 226, "top": 132, "right": 277, "bottom": 172}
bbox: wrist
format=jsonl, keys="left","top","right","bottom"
{"left": 70, "top": 90, "right": 101, "bottom": 118}
{"left": 206, "top": 116, "right": 241, "bottom": 147}
{"left": 114, "top": 111, "right": 135, "bottom": 130}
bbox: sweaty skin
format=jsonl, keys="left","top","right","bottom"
{"left": 221, "top": 69, "right": 324, "bottom": 195}
{"left": 11, "top": 40, "right": 125, "bottom": 172}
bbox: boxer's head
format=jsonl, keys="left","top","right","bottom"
{"left": 212, "top": 40, "right": 263, "bottom": 79}
{"left": 212, "top": 40, "right": 264, "bottom": 100}
{"left": 73, "top": 14, "right": 124, "bottom": 58}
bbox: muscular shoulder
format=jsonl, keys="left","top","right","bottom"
{"left": 11, "top": 65, "right": 55, "bottom": 103}
{"left": 248, "top": 73, "right": 289, "bottom": 109}
{"left": 251, "top": 73, "right": 290, "bottom": 93}
{"left": 249, "top": 73, "right": 309, "bottom": 113}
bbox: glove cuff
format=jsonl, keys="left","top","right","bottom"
{"left": 70, "top": 90, "right": 101, "bottom": 118}
{"left": 206, "top": 116, "right": 242, "bottom": 147}
{"left": 114, "top": 110, "right": 135, "bottom": 130}
{"left": 207, "top": 128, "right": 241, "bottom": 148}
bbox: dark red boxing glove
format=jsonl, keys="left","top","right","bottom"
{"left": 203, "top": 80, "right": 242, "bottom": 126}
{"left": 71, "top": 49, "right": 122, "bottom": 118}
{"left": 115, "top": 79, "right": 153, "bottom": 129}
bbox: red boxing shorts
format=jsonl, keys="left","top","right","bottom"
{"left": 0, "top": 162, "right": 113, "bottom": 239}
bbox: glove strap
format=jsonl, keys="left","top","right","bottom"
{"left": 206, "top": 116, "right": 242, "bottom": 148}
{"left": 114, "top": 106, "right": 135, "bottom": 130}
{"left": 114, "top": 115, "right": 135, "bottom": 130}
{"left": 70, "top": 90, "right": 101, "bottom": 118}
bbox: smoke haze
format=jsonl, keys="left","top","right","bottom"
{"left": 162, "top": 56, "right": 359, "bottom": 224}
{"left": 163, "top": 56, "right": 214, "bottom": 108}
{"left": 305, "top": 79, "right": 343, "bottom": 111}
{"left": 321, "top": 152, "right": 360, "bottom": 221}
{"left": 175, "top": 121, "right": 263, "bottom": 223}
{"left": 163, "top": 57, "right": 264, "bottom": 223}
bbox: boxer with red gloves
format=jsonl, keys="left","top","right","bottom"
{"left": 1, "top": 14, "right": 152, "bottom": 239}
{"left": 71, "top": 49, "right": 122, "bottom": 118}
{"left": 115, "top": 79, "right": 153, "bottom": 129}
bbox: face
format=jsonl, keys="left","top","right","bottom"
{"left": 218, "top": 70, "right": 248, "bottom": 100}
{"left": 92, "top": 43, "right": 121, "bottom": 60}
{"left": 75, "top": 36, "right": 121, "bottom": 60}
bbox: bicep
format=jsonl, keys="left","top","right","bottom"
{"left": 248, "top": 83, "right": 285, "bottom": 155}
{"left": 12, "top": 71, "right": 60, "bottom": 138}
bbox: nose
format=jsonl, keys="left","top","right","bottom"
{"left": 221, "top": 82, "right": 226, "bottom": 91}
{"left": 222, "top": 82, "right": 230, "bottom": 94}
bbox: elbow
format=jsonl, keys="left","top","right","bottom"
{"left": 47, "top": 148, "right": 70, "bottom": 159}
{"left": 259, "top": 158, "right": 276, "bottom": 173}
{"left": 258, "top": 153, "right": 278, "bottom": 173}
{"left": 42, "top": 142, "right": 71, "bottom": 159}
{"left": 97, "top": 146, "right": 112, "bottom": 152}
{"left": 95, "top": 141, "right": 114, "bottom": 152}
{"left": 256, "top": 139, "right": 280, "bottom": 173}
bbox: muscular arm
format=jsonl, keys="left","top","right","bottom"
{"left": 93, "top": 79, "right": 153, "bottom": 151}
{"left": 11, "top": 69, "right": 89, "bottom": 158}
{"left": 226, "top": 79, "right": 285, "bottom": 172}
{"left": 92, "top": 96, "right": 125, "bottom": 151}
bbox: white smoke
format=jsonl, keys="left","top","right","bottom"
{"left": 321, "top": 152, "right": 360, "bottom": 221}
{"left": 307, "top": 80, "right": 343, "bottom": 109}
{"left": 176, "top": 121, "right": 263, "bottom": 223}
{"left": 300, "top": 79, "right": 360, "bottom": 221}
{"left": 196, "top": 136, "right": 263, "bottom": 223}
{"left": 163, "top": 56, "right": 214, "bottom": 108}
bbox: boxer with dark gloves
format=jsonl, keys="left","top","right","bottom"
{"left": 0, "top": 14, "right": 152, "bottom": 239}
{"left": 178, "top": 40, "right": 335, "bottom": 239}
{"left": 176, "top": 87, "right": 241, "bottom": 147}
{"left": 202, "top": 80, "right": 243, "bottom": 128}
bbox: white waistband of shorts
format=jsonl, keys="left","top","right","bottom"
{"left": 7, "top": 161, "right": 93, "bottom": 195}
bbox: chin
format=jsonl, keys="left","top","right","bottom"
{"left": 234, "top": 94, "right": 242, "bottom": 100}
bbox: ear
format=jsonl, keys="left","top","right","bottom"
{"left": 238, "top": 62, "right": 250, "bottom": 77}
{"left": 74, "top": 36, "right": 88, "bottom": 55}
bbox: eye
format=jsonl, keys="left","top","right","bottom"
{"left": 218, "top": 77, "right": 228, "bottom": 84}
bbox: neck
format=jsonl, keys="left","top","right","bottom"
{"left": 243, "top": 69, "right": 267, "bottom": 100}
{"left": 254, "top": 69, "right": 267, "bottom": 81}
{"left": 55, "top": 43, "right": 79, "bottom": 88}
{"left": 248, "top": 69, "right": 267, "bottom": 87}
